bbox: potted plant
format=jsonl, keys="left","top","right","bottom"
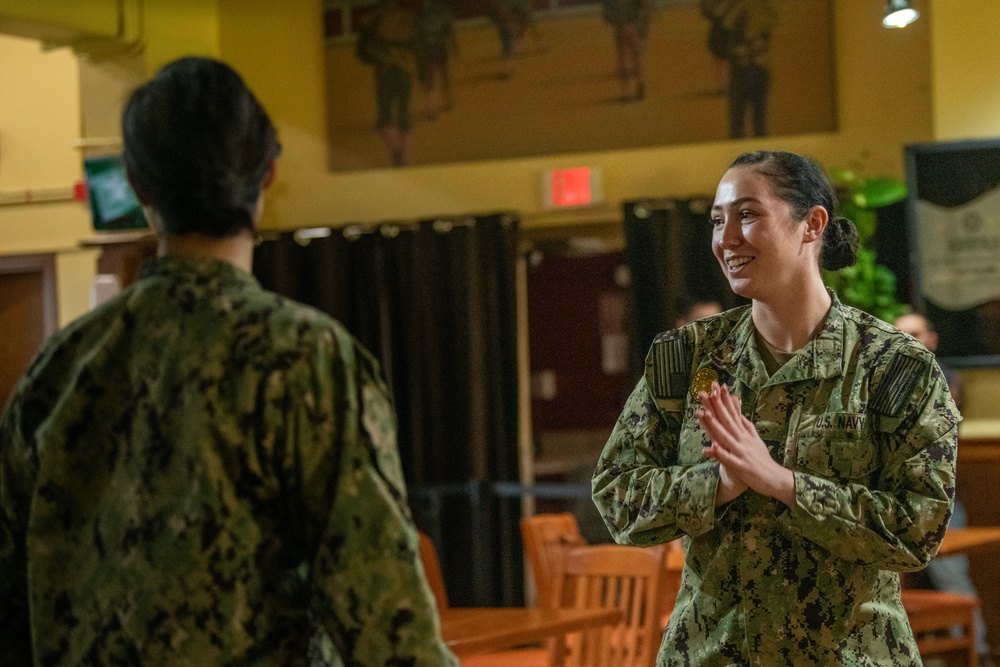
{"left": 822, "top": 165, "right": 910, "bottom": 323}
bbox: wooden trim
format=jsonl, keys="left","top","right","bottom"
{"left": 958, "top": 437, "right": 1000, "bottom": 462}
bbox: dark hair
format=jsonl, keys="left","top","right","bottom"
{"left": 122, "top": 57, "right": 281, "bottom": 238}
{"left": 729, "top": 151, "right": 858, "bottom": 271}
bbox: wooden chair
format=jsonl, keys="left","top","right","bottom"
{"left": 418, "top": 531, "right": 450, "bottom": 612}
{"left": 521, "top": 513, "right": 587, "bottom": 607}
{"left": 522, "top": 512, "right": 684, "bottom": 629}
{"left": 900, "top": 589, "right": 978, "bottom": 667}
{"left": 550, "top": 543, "right": 668, "bottom": 667}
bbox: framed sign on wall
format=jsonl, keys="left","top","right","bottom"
{"left": 905, "top": 139, "right": 1000, "bottom": 368}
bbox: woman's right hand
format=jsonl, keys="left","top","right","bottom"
{"left": 697, "top": 383, "right": 750, "bottom": 505}
{"left": 698, "top": 382, "right": 795, "bottom": 508}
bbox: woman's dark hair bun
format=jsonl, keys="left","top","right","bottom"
{"left": 122, "top": 57, "right": 281, "bottom": 238}
{"left": 821, "top": 216, "right": 859, "bottom": 271}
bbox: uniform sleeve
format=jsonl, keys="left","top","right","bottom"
{"left": 0, "top": 389, "right": 35, "bottom": 666}
{"left": 782, "top": 350, "right": 959, "bottom": 572}
{"left": 592, "top": 375, "right": 721, "bottom": 547}
{"left": 305, "top": 342, "right": 458, "bottom": 667}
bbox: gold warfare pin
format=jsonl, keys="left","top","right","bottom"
{"left": 691, "top": 368, "right": 719, "bottom": 399}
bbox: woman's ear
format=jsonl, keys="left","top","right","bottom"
{"left": 262, "top": 161, "right": 277, "bottom": 189}
{"left": 802, "top": 205, "right": 829, "bottom": 244}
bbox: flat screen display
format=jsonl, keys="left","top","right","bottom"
{"left": 83, "top": 154, "right": 147, "bottom": 231}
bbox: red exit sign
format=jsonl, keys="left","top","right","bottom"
{"left": 543, "top": 166, "right": 602, "bottom": 208}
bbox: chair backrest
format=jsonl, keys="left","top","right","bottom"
{"left": 551, "top": 543, "right": 668, "bottom": 667}
{"left": 418, "top": 531, "right": 450, "bottom": 611}
{"left": 520, "top": 513, "right": 587, "bottom": 607}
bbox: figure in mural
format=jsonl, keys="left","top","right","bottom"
{"left": 359, "top": 0, "right": 420, "bottom": 166}
{"left": 417, "top": 0, "right": 457, "bottom": 120}
{"left": 486, "top": 0, "right": 546, "bottom": 79}
{"left": 724, "top": 0, "right": 778, "bottom": 138}
{"left": 601, "top": 0, "right": 653, "bottom": 102}
{"left": 699, "top": 0, "right": 742, "bottom": 95}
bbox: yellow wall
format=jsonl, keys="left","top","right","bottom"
{"left": 931, "top": 0, "right": 1000, "bottom": 142}
{"left": 0, "top": 35, "right": 82, "bottom": 188}
{"left": 0, "top": 34, "right": 97, "bottom": 326}
{"left": 141, "top": 0, "right": 219, "bottom": 70}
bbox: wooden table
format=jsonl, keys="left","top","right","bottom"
{"left": 440, "top": 607, "right": 623, "bottom": 657}
{"left": 938, "top": 526, "right": 1000, "bottom": 558}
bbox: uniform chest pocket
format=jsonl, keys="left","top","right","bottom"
{"left": 795, "top": 428, "right": 879, "bottom": 480}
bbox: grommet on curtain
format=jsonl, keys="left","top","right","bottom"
{"left": 634, "top": 204, "right": 650, "bottom": 219}
{"left": 433, "top": 219, "right": 453, "bottom": 234}
{"left": 342, "top": 224, "right": 367, "bottom": 242}
{"left": 687, "top": 198, "right": 712, "bottom": 215}
{"left": 381, "top": 224, "right": 401, "bottom": 239}
{"left": 292, "top": 227, "right": 332, "bottom": 246}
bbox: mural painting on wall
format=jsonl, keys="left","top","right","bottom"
{"left": 324, "top": 0, "right": 835, "bottom": 170}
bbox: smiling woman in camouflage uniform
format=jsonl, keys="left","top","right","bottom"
{"left": 0, "top": 57, "right": 457, "bottom": 667}
{"left": 593, "top": 151, "right": 960, "bottom": 666}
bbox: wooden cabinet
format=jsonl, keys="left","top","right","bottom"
{"left": 958, "top": 436, "right": 1000, "bottom": 659}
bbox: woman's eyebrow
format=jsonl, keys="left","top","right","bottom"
{"left": 711, "top": 196, "right": 761, "bottom": 212}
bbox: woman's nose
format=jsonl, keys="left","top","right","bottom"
{"left": 718, "top": 218, "right": 741, "bottom": 248}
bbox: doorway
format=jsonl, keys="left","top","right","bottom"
{"left": 0, "top": 254, "right": 57, "bottom": 409}
{"left": 522, "top": 218, "right": 628, "bottom": 543}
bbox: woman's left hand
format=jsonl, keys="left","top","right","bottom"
{"left": 697, "top": 382, "right": 796, "bottom": 508}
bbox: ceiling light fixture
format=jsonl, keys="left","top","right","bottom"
{"left": 883, "top": 0, "right": 919, "bottom": 28}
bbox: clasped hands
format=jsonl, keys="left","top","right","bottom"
{"left": 695, "top": 382, "right": 796, "bottom": 508}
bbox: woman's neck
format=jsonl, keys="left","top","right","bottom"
{"left": 144, "top": 205, "right": 257, "bottom": 273}
{"left": 158, "top": 231, "right": 255, "bottom": 273}
{"left": 751, "top": 273, "right": 832, "bottom": 353}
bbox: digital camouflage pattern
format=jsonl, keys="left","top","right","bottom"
{"left": 0, "top": 255, "right": 457, "bottom": 667}
{"left": 593, "top": 292, "right": 960, "bottom": 666}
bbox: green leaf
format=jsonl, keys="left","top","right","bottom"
{"left": 830, "top": 167, "right": 857, "bottom": 184}
{"left": 850, "top": 177, "right": 908, "bottom": 209}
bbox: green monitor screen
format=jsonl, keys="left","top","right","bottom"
{"left": 84, "top": 154, "right": 147, "bottom": 231}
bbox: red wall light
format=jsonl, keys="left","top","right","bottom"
{"left": 543, "top": 166, "right": 602, "bottom": 208}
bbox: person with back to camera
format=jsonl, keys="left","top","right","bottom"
{"left": 593, "top": 150, "right": 960, "bottom": 665}
{"left": 0, "top": 57, "right": 457, "bottom": 667}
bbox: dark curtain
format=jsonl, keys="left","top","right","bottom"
{"left": 623, "top": 197, "right": 747, "bottom": 378}
{"left": 253, "top": 213, "right": 523, "bottom": 606}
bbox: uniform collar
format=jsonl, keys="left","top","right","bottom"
{"left": 710, "top": 290, "right": 846, "bottom": 389}
{"left": 138, "top": 254, "right": 260, "bottom": 290}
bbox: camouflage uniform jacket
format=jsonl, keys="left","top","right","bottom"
{"left": 593, "top": 293, "right": 959, "bottom": 666}
{"left": 0, "top": 255, "right": 457, "bottom": 667}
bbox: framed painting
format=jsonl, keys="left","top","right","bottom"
{"left": 323, "top": 0, "right": 836, "bottom": 169}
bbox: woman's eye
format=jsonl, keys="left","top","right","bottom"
{"left": 740, "top": 209, "right": 755, "bottom": 220}
{"left": 710, "top": 217, "right": 723, "bottom": 226}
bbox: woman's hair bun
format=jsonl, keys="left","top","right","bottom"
{"left": 821, "top": 216, "right": 859, "bottom": 271}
